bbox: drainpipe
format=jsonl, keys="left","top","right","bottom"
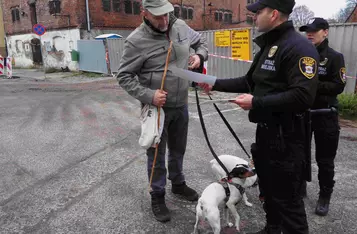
{"left": 85, "top": 0, "right": 91, "bottom": 31}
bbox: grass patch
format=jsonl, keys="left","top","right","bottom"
{"left": 338, "top": 93, "right": 357, "bottom": 120}
{"left": 45, "top": 67, "right": 61, "bottom": 73}
{"left": 61, "top": 71, "right": 103, "bottom": 79}
{"left": 81, "top": 71, "right": 103, "bottom": 78}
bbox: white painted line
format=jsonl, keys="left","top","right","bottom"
{"left": 189, "top": 107, "right": 242, "bottom": 119}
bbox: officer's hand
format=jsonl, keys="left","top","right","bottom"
{"left": 197, "top": 83, "right": 212, "bottom": 94}
{"left": 231, "top": 94, "right": 253, "bottom": 110}
{"left": 188, "top": 54, "right": 201, "bottom": 70}
{"left": 153, "top": 90, "right": 167, "bottom": 107}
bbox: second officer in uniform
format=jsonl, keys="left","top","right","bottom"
{"left": 299, "top": 17, "right": 346, "bottom": 216}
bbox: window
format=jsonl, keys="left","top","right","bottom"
{"left": 246, "top": 15, "right": 254, "bottom": 24}
{"left": 124, "top": 0, "right": 132, "bottom": 14}
{"left": 113, "top": 0, "right": 120, "bottom": 12}
{"left": 102, "top": 0, "right": 111, "bottom": 11}
{"left": 215, "top": 11, "right": 223, "bottom": 21}
{"left": 188, "top": 8, "right": 193, "bottom": 20}
{"left": 174, "top": 6, "right": 180, "bottom": 18}
{"left": 11, "top": 8, "right": 20, "bottom": 22}
{"left": 133, "top": 1, "right": 140, "bottom": 15}
{"left": 29, "top": 3, "right": 37, "bottom": 25}
{"left": 181, "top": 6, "right": 187, "bottom": 19}
{"left": 49, "top": 0, "right": 61, "bottom": 15}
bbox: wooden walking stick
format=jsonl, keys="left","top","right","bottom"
{"left": 148, "top": 41, "right": 173, "bottom": 192}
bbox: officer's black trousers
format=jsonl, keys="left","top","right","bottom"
{"left": 311, "top": 112, "right": 340, "bottom": 197}
{"left": 252, "top": 122, "right": 308, "bottom": 234}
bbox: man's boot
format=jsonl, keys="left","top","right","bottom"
{"left": 150, "top": 191, "right": 170, "bottom": 222}
{"left": 246, "top": 224, "right": 282, "bottom": 234}
{"left": 315, "top": 186, "right": 332, "bottom": 216}
{"left": 172, "top": 182, "right": 199, "bottom": 201}
{"left": 315, "top": 195, "right": 331, "bottom": 216}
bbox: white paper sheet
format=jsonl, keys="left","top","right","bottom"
{"left": 170, "top": 66, "right": 217, "bottom": 85}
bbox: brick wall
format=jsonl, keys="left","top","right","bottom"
{"left": 2, "top": 0, "right": 250, "bottom": 35}
{"left": 2, "top": 0, "right": 85, "bottom": 35}
{"left": 347, "top": 6, "right": 357, "bottom": 23}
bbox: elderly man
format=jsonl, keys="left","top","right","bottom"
{"left": 116, "top": 0, "right": 208, "bottom": 222}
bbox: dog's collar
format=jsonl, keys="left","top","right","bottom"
{"left": 220, "top": 178, "right": 245, "bottom": 201}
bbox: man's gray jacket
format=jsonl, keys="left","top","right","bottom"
{"left": 117, "top": 15, "right": 208, "bottom": 108}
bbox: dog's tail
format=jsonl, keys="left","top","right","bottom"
{"left": 196, "top": 198, "right": 204, "bottom": 217}
{"left": 194, "top": 198, "right": 204, "bottom": 233}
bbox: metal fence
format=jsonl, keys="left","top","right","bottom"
{"left": 78, "top": 40, "right": 108, "bottom": 74}
{"left": 105, "top": 23, "right": 357, "bottom": 93}
{"left": 107, "top": 38, "right": 126, "bottom": 74}
{"left": 200, "top": 23, "right": 357, "bottom": 93}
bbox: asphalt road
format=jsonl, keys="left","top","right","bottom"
{"left": 0, "top": 76, "right": 356, "bottom": 234}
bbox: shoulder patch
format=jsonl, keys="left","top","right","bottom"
{"left": 299, "top": 57, "right": 317, "bottom": 79}
{"left": 340, "top": 67, "right": 346, "bottom": 83}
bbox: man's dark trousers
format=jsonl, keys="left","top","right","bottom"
{"left": 251, "top": 119, "right": 309, "bottom": 234}
{"left": 147, "top": 105, "right": 189, "bottom": 195}
{"left": 312, "top": 112, "right": 340, "bottom": 196}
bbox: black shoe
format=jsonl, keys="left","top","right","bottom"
{"left": 315, "top": 195, "right": 331, "bottom": 216}
{"left": 172, "top": 182, "right": 199, "bottom": 201}
{"left": 150, "top": 191, "right": 171, "bottom": 222}
{"left": 246, "top": 224, "right": 282, "bottom": 234}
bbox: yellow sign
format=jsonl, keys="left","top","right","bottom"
{"left": 214, "top": 31, "right": 231, "bottom": 47}
{"left": 231, "top": 29, "right": 251, "bottom": 61}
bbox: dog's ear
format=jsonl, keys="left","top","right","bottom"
{"left": 229, "top": 164, "right": 256, "bottom": 178}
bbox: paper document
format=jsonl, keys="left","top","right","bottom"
{"left": 199, "top": 99, "right": 236, "bottom": 105}
{"left": 170, "top": 66, "right": 217, "bottom": 85}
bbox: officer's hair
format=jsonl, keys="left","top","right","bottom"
{"left": 267, "top": 7, "right": 289, "bottom": 20}
{"left": 279, "top": 12, "right": 290, "bottom": 20}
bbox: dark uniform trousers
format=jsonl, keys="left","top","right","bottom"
{"left": 146, "top": 105, "right": 189, "bottom": 195}
{"left": 312, "top": 112, "right": 340, "bottom": 196}
{"left": 251, "top": 116, "right": 309, "bottom": 234}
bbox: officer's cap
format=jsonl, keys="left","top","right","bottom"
{"left": 142, "top": 0, "right": 174, "bottom": 16}
{"left": 246, "top": 0, "right": 296, "bottom": 14}
{"left": 299, "top": 18, "right": 329, "bottom": 32}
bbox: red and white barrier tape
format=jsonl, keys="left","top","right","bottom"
{"left": 208, "top": 53, "right": 357, "bottom": 80}
{"left": 208, "top": 53, "right": 252, "bottom": 63}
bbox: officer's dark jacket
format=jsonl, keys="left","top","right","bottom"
{"left": 314, "top": 39, "right": 346, "bottom": 109}
{"left": 213, "top": 21, "right": 319, "bottom": 123}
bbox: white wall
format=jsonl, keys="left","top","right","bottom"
{"left": 6, "top": 28, "right": 81, "bottom": 71}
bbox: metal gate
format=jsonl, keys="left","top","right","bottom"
{"left": 107, "top": 38, "right": 126, "bottom": 74}
{"left": 78, "top": 40, "right": 108, "bottom": 74}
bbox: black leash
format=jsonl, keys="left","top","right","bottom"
{"left": 194, "top": 86, "right": 231, "bottom": 177}
{"left": 206, "top": 93, "right": 252, "bottom": 159}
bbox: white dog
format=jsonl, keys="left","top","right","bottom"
{"left": 193, "top": 155, "right": 258, "bottom": 234}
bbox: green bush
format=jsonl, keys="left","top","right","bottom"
{"left": 338, "top": 93, "right": 357, "bottom": 120}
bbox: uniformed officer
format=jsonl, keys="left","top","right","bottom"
{"left": 299, "top": 18, "right": 346, "bottom": 216}
{"left": 199, "top": 0, "right": 319, "bottom": 233}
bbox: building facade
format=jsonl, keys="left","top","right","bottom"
{"left": 346, "top": 4, "right": 357, "bottom": 23}
{"left": 1, "top": 0, "right": 252, "bottom": 70}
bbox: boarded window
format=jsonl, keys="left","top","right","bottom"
{"left": 49, "top": 0, "right": 61, "bottom": 15}
{"left": 188, "top": 8, "right": 193, "bottom": 20}
{"left": 102, "top": 0, "right": 111, "bottom": 11}
{"left": 29, "top": 3, "right": 37, "bottom": 25}
{"left": 11, "top": 8, "right": 20, "bottom": 22}
{"left": 181, "top": 7, "right": 187, "bottom": 19}
{"left": 133, "top": 1, "right": 140, "bottom": 15}
{"left": 113, "top": 0, "right": 120, "bottom": 12}
{"left": 124, "top": 0, "right": 132, "bottom": 14}
{"left": 174, "top": 6, "right": 180, "bottom": 18}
